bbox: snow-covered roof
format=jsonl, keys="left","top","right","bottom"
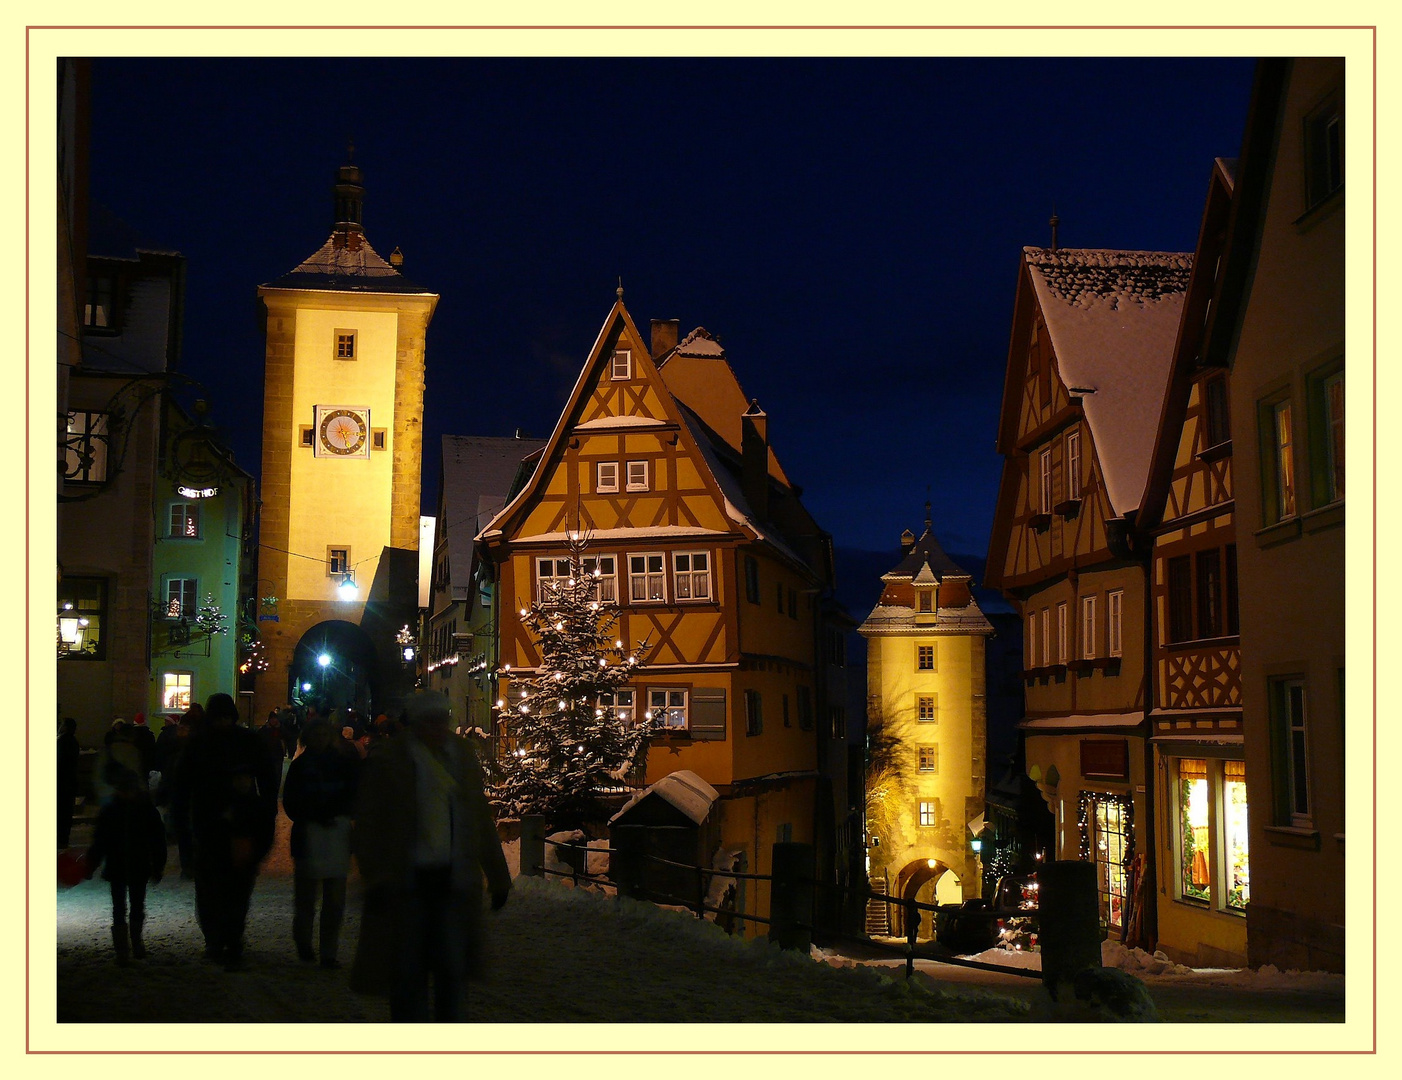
{"left": 883, "top": 525, "right": 971, "bottom": 581}
{"left": 262, "top": 230, "right": 431, "bottom": 294}
{"left": 673, "top": 327, "right": 726, "bottom": 356}
{"left": 514, "top": 525, "right": 733, "bottom": 545}
{"left": 859, "top": 602, "right": 993, "bottom": 636}
{"left": 608, "top": 769, "right": 719, "bottom": 826}
{"left": 439, "top": 436, "right": 545, "bottom": 593}
{"left": 1025, "top": 247, "right": 1191, "bottom": 515}
{"left": 1020, "top": 712, "right": 1145, "bottom": 731}
{"left": 573, "top": 415, "right": 671, "bottom": 431}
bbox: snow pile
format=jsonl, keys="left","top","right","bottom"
{"left": 1101, "top": 940, "right": 1196, "bottom": 976}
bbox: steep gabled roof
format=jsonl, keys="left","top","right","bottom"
{"left": 438, "top": 436, "right": 546, "bottom": 595}
{"left": 884, "top": 523, "right": 971, "bottom": 582}
{"left": 1023, "top": 247, "right": 1192, "bottom": 516}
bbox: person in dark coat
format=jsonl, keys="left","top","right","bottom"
{"left": 129, "top": 712, "right": 157, "bottom": 777}
{"left": 58, "top": 718, "right": 80, "bottom": 848}
{"left": 165, "top": 709, "right": 201, "bottom": 878}
{"left": 173, "top": 692, "right": 280, "bottom": 971}
{"left": 282, "top": 722, "right": 360, "bottom": 967}
{"left": 85, "top": 764, "right": 167, "bottom": 964}
{"left": 350, "top": 691, "right": 511, "bottom": 1022}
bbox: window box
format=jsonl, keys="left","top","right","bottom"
{"left": 1196, "top": 439, "right": 1233, "bottom": 464}
{"left": 1028, "top": 512, "right": 1052, "bottom": 531}
{"left": 1053, "top": 499, "right": 1081, "bottom": 519}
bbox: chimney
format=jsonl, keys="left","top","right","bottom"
{"left": 741, "top": 399, "right": 769, "bottom": 522}
{"left": 650, "top": 318, "right": 679, "bottom": 359}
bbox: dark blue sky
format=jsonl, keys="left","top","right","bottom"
{"left": 86, "top": 56, "right": 1256, "bottom": 561}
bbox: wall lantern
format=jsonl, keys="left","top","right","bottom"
{"left": 337, "top": 575, "right": 359, "bottom": 600}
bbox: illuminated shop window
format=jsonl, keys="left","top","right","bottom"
{"left": 1175, "top": 757, "right": 1250, "bottom": 914}
{"left": 162, "top": 671, "right": 193, "bottom": 712}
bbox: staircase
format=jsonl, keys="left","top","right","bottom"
{"left": 865, "top": 875, "right": 891, "bottom": 936}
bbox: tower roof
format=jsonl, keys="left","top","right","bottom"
{"left": 261, "top": 156, "right": 431, "bottom": 295}
{"left": 883, "top": 510, "right": 970, "bottom": 582}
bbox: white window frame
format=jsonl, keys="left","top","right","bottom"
{"left": 536, "top": 556, "right": 573, "bottom": 604}
{"left": 1108, "top": 590, "right": 1124, "bottom": 658}
{"left": 597, "top": 461, "right": 620, "bottom": 494}
{"left": 169, "top": 501, "right": 200, "bottom": 539}
{"left": 647, "top": 687, "right": 688, "bottom": 730}
{"left": 1080, "top": 594, "right": 1097, "bottom": 659}
{"left": 628, "top": 553, "right": 667, "bottom": 603}
{"left": 626, "top": 460, "right": 650, "bottom": 492}
{"left": 1039, "top": 447, "right": 1053, "bottom": 513}
{"left": 1279, "top": 678, "right": 1311, "bottom": 827}
{"left": 1057, "top": 602, "right": 1068, "bottom": 665}
{"left": 161, "top": 670, "right": 193, "bottom": 712}
{"left": 611, "top": 349, "right": 632, "bottom": 381}
{"left": 164, "top": 577, "right": 198, "bottom": 620}
{"left": 599, "top": 688, "right": 635, "bottom": 727}
{"left": 672, "top": 551, "right": 712, "bottom": 601}
{"left": 582, "top": 555, "right": 617, "bottom": 604}
{"left": 1066, "top": 429, "right": 1082, "bottom": 499}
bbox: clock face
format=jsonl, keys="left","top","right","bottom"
{"left": 315, "top": 406, "right": 369, "bottom": 457}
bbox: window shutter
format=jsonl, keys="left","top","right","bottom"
{"left": 691, "top": 687, "right": 726, "bottom": 741}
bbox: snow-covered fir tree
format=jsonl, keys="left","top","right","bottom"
{"left": 489, "top": 532, "right": 653, "bottom": 827}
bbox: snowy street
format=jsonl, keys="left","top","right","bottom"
{"left": 48, "top": 811, "right": 1345, "bottom": 1043}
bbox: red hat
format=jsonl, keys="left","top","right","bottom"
{"left": 134, "top": 713, "right": 147, "bottom": 726}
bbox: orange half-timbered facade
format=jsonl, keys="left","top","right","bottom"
{"left": 1137, "top": 159, "right": 1249, "bottom": 967}
{"left": 479, "top": 299, "right": 840, "bottom": 929}
{"left": 987, "top": 246, "right": 1191, "bottom": 939}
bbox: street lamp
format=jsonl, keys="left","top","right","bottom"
{"left": 337, "top": 574, "right": 359, "bottom": 600}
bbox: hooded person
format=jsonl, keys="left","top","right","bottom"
{"left": 349, "top": 691, "right": 510, "bottom": 1021}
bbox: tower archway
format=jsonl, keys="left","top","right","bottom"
{"left": 892, "top": 858, "right": 964, "bottom": 940}
{"left": 289, "top": 620, "right": 379, "bottom": 716}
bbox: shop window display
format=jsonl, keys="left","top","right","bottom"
{"left": 1173, "top": 757, "right": 1250, "bottom": 913}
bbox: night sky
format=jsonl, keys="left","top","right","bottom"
{"left": 85, "top": 55, "right": 1257, "bottom": 564}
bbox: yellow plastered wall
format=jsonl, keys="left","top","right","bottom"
{"left": 286, "top": 306, "right": 398, "bottom": 600}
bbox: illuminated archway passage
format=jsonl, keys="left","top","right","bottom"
{"left": 289, "top": 620, "right": 378, "bottom": 715}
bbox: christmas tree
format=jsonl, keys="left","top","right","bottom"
{"left": 489, "top": 532, "right": 653, "bottom": 828}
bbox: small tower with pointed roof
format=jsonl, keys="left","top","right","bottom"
{"left": 858, "top": 507, "right": 994, "bottom": 934}
{"left": 253, "top": 155, "right": 439, "bottom": 721}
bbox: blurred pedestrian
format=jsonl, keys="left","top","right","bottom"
{"left": 174, "top": 692, "right": 280, "bottom": 971}
{"left": 282, "top": 721, "right": 360, "bottom": 967}
{"left": 350, "top": 691, "right": 511, "bottom": 1021}
{"left": 57, "top": 718, "right": 80, "bottom": 848}
{"left": 85, "top": 763, "right": 167, "bottom": 965}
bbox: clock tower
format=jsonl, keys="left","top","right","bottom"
{"left": 253, "top": 157, "right": 438, "bottom": 720}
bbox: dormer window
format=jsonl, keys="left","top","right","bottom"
{"left": 917, "top": 589, "right": 934, "bottom": 613}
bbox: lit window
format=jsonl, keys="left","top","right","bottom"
{"left": 628, "top": 553, "right": 666, "bottom": 603}
{"left": 169, "top": 502, "right": 200, "bottom": 538}
{"left": 57, "top": 576, "right": 106, "bottom": 660}
{"left": 1088, "top": 796, "right": 1130, "bottom": 931}
{"left": 161, "top": 671, "right": 193, "bottom": 712}
{"left": 1108, "top": 590, "right": 1124, "bottom": 657}
{"left": 673, "top": 551, "right": 711, "bottom": 601}
{"left": 1175, "top": 758, "right": 1250, "bottom": 914}
{"left": 648, "top": 687, "right": 688, "bottom": 730}
{"left": 597, "top": 461, "right": 619, "bottom": 493}
{"left": 599, "top": 688, "right": 635, "bottom": 727}
{"left": 581, "top": 555, "right": 617, "bottom": 603}
{"left": 164, "top": 578, "right": 197, "bottom": 619}
{"left": 918, "top": 800, "right": 939, "bottom": 827}
{"left": 918, "top": 745, "right": 938, "bottom": 773}
{"left": 64, "top": 411, "right": 110, "bottom": 483}
{"left": 1080, "top": 595, "right": 1097, "bottom": 659}
{"left": 916, "top": 644, "right": 935, "bottom": 671}
{"left": 1261, "top": 397, "right": 1296, "bottom": 523}
{"left": 611, "top": 349, "right": 631, "bottom": 381}
{"left": 536, "top": 557, "right": 572, "bottom": 604}
{"left": 744, "top": 689, "right": 763, "bottom": 736}
{"left": 917, "top": 695, "right": 937, "bottom": 723}
{"left": 334, "top": 330, "right": 357, "bottom": 360}
{"left": 626, "top": 460, "right": 649, "bottom": 492}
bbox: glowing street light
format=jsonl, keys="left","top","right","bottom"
{"left": 317, "top": 653, "right": 332, "bottom": 668}
{"left": 337, "top": 575, "right": 359, "bottom": 600}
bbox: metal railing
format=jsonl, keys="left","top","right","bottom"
{"left": 532, "top": 832, "right": 1040, "bottom": 979}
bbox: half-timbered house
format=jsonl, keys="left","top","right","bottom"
{"left": 478, "top": 297, "right": 840, "bottom": 931}
{"left": 986, "top": 245, "right": 1191, "bottom": 939}
{"left": 1136, "top": 158, "right": 1249, "bottom": 967}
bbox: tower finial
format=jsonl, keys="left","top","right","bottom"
{"left": 616, "top": 277, "right": 624, "bottom": 301}
{"left": 1049, "top": 206, "right": 1060, "bottom": 252}
{"left": 347, "top": 137, "right": 355, "bottom": 163}
{"left": 925, "top": 489, "right": 932, "bottom": 531}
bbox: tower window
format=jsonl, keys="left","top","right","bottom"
{"left": 335, "top": 330, "right": 357, "bottom": 360}
{"left": 169, "top": 502, "right": 200, "bottom": 539}
{"left": 328, "top": 547, "right": 350, "bottom": 576}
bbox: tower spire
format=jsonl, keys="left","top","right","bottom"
{"left": 333, "top": 146, "right": 365, "bottom": 234}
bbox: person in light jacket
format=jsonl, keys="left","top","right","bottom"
{"left": 350, "top": 691, "right": 511, "bottom": 1022}
{"left": 282, "top": 721, "right": 361, "bottom": 967}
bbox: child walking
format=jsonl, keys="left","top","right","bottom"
{"left": 87, "top": 764, "right": 167, "bottom": 965}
